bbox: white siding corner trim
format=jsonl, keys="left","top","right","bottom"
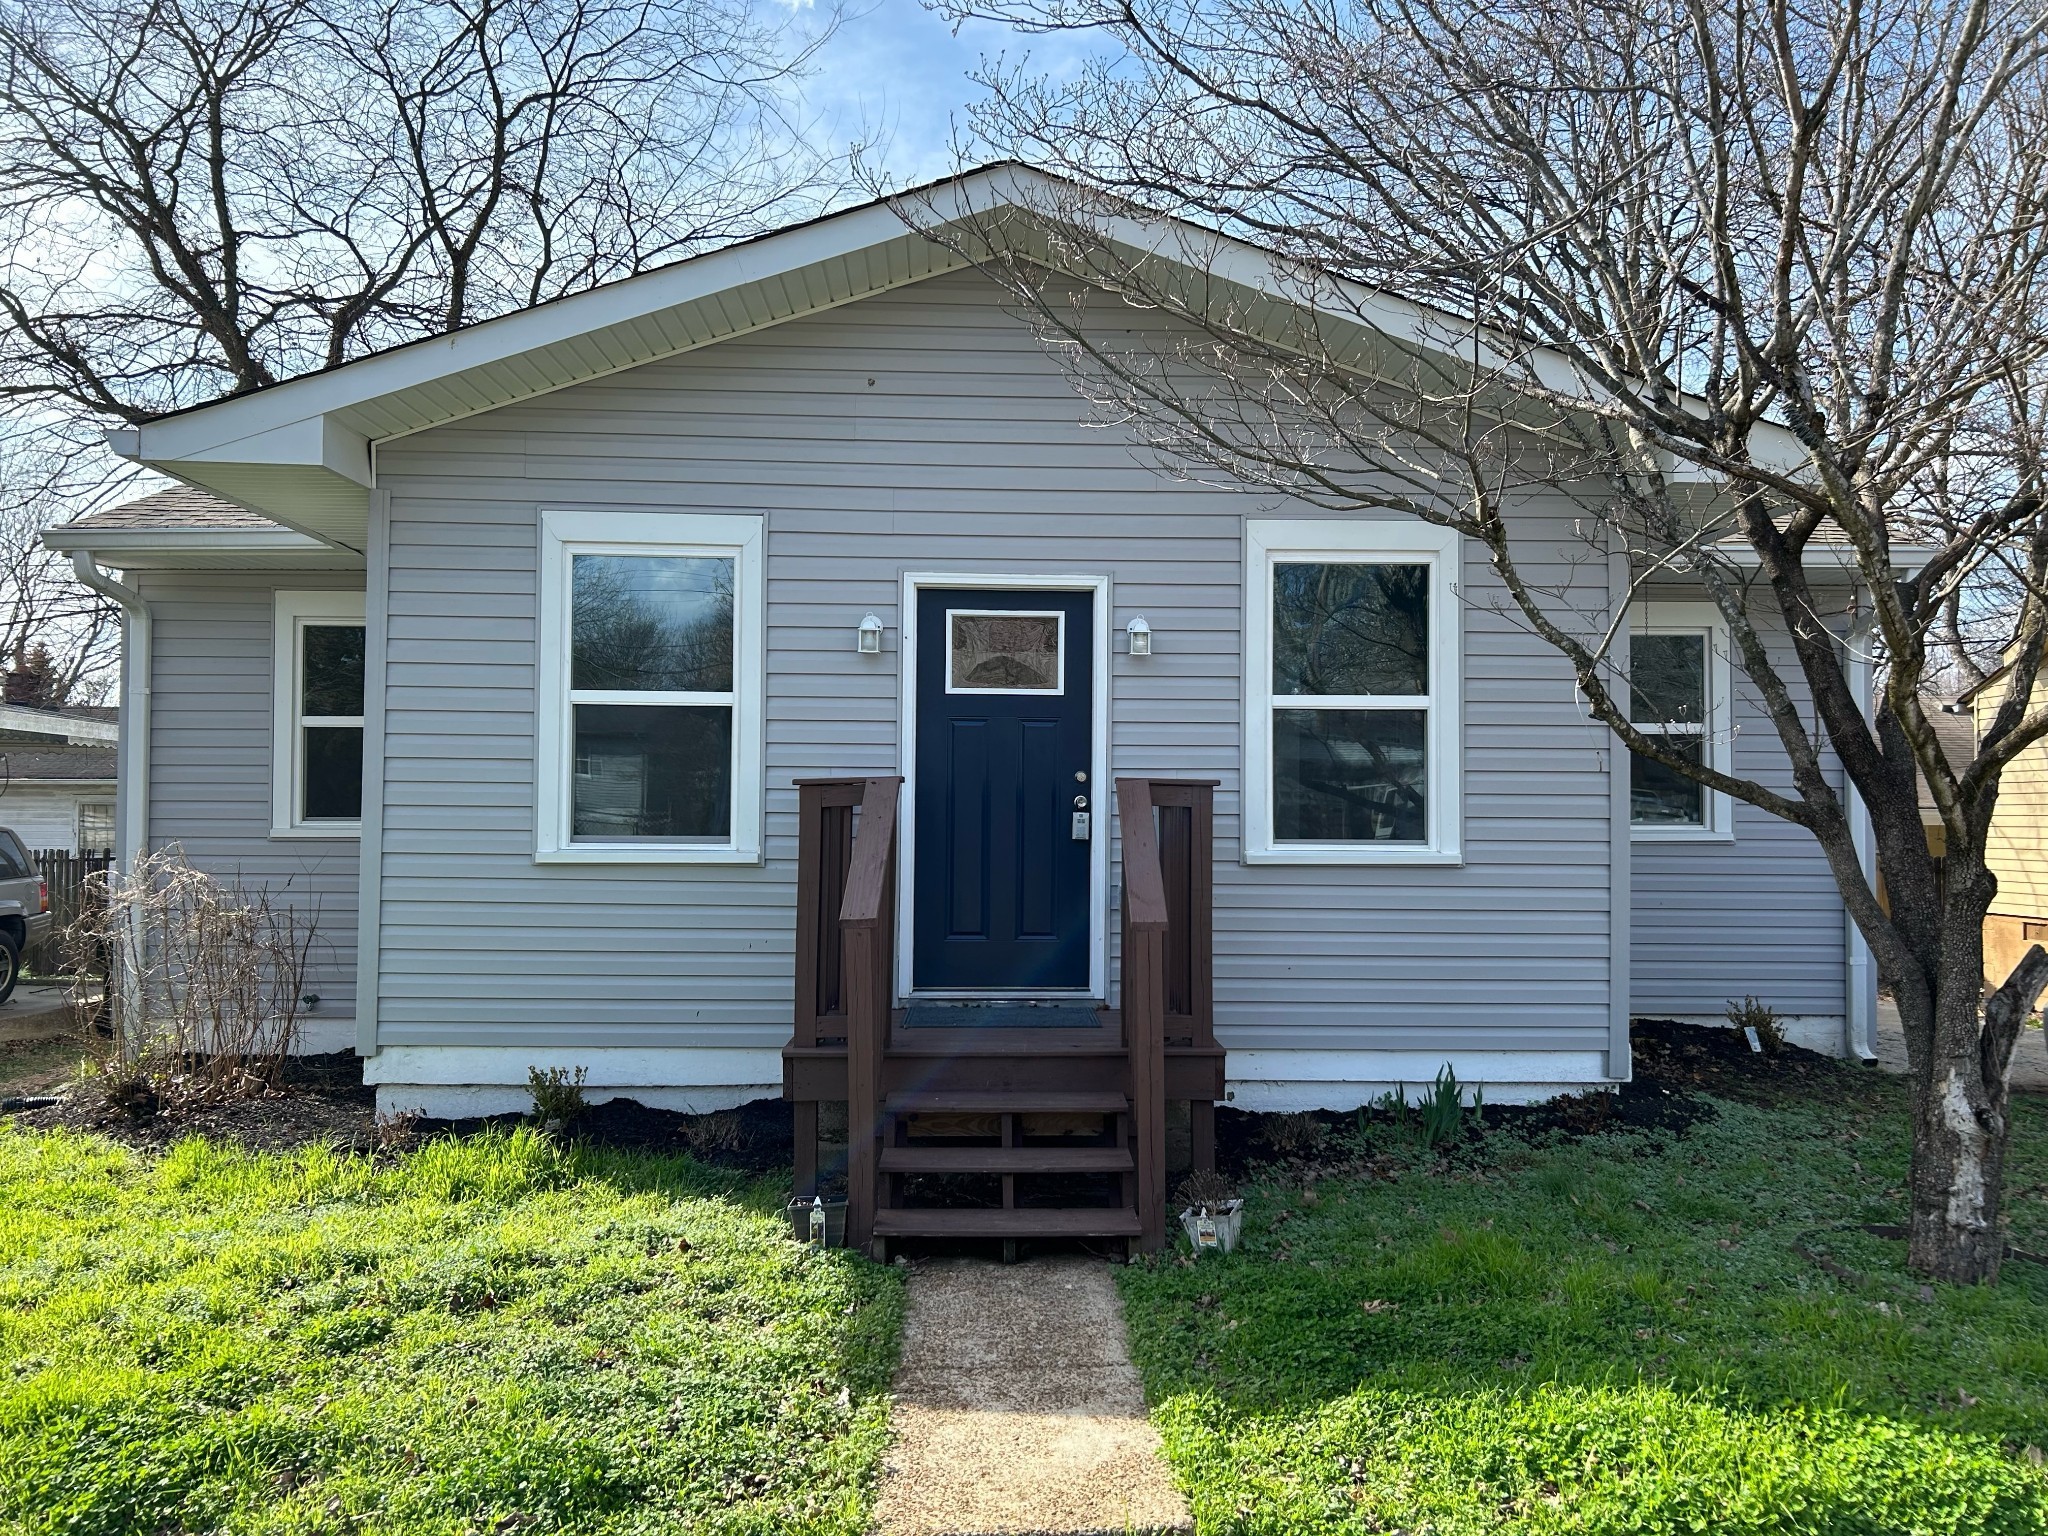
{"left": 534, "top": 508, "right": 766, "bottom": 864}
{"left": 271, "top": 589, "right": 366, "bottom": 839}
{"left": 1628, "top": 599, "right": 1735, "bottom": 842}
{"left": 1243, "top": 517, "right": 1464, "bottom": 865}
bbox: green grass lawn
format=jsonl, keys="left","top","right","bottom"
{"left": 1121, "top": 1072, "right": 2048, "bottom": 1535}
{"left": 0, "top": 1127, "right": 902, "bottom": 1536}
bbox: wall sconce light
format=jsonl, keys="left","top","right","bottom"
{"left": 1126, "top": 615, "right": 1153, "bottom": 657}
{"left": 856, "top": 613, "right": 885, "bottom": 655}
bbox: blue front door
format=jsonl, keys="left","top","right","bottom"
{"left": 912, "top": 588, "right": 1094, "bottom": 991}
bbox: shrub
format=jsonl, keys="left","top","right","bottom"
{"left": 1727, "top": 994, "right": 1786, "bottom": 1052}
{"left": 526, "top": 1065, "right": 589, "bottom": 1127}
{"left": 67, "top": 846, "right": 314, "bottom": 1111}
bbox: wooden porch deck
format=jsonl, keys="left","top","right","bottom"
{"left": 782, "top": 776, "right": 1225, "bottom": 1258}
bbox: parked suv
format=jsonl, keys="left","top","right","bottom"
{"left": 0, "top": 829, "right": 51, "bottom": 1003}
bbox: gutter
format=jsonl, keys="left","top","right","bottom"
{"left": 68, "top": 554, "right": 149, "bottom": 876}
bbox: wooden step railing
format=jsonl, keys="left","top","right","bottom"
{"left": 1116, "top": 777, "right": 1218, "bottom": 1252}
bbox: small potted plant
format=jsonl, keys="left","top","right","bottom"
{"left": 1176, "top": 1169, "right": 1243, "bottom": 1256}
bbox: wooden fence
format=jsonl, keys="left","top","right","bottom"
{"left": 26, "top": 848, "right": 112, "bottom": 974}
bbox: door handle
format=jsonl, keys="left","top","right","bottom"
{"left": 1073, "top": 795, "right": 1088, "bottom": 810}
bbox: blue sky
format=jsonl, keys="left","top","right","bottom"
{"left": 798, "top": 0, "right": 1105, "bottom": 186}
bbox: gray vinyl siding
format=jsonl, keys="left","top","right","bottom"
{"left": 137, "top": 570, "right": 364, "bottom": 1021}
{"left": 1629, "top": 611, "right": 1849, "bottom": 1020}
{"left": 372, "top": 270, "right": 1620, "bottom": 1057}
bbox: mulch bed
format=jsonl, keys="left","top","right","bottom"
{"left": 1209, "top": 1017, "right": 1866, "bottom": 1182}
{"left": 7, "top": 1018, "right": 1861, "bottom": 1179}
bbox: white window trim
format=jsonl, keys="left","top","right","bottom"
{"left": 1243, "top": 518, "right": 1463, "bottom": 865}
{"left": 535, "top": 508, "right": 765, "bottom": 865}
{"left": 271, "top": 590, "right": 367, "bottom": 839}
{"left": 1629, "top": 599, "right": 1735, "bottom": 842}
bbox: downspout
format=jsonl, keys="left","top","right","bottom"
{"left": 70, "top": 552, "right": 150, "bottom": 877}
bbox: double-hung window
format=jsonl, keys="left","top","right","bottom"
{"left": 1244, "top": 519, "right": 1462, "bottom": 863}
{"left": 272, "top": 591, "right": 366, "bottom": 837}
{"left": 536, "top": 509, "right": 764, "bottom": 863}
{"left": 1628, "top": 601, "right": 1733, "bottom": 838}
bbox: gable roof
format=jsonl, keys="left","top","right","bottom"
{"left": 85, "top": 162, "right": 1808, "bottom": 557}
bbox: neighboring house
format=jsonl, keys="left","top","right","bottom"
{"left": 1954, "top": 663, "right": 2048, "bottom": 983}
{"left": 43, "top": 167, "right": 1889, "bottom": 1250}
{"left": 0, "top": 703, "right": 117, "bottom": 852}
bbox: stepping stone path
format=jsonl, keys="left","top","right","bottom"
{"left": 872, "top": 1254, "right": 1192, "bottom": 1536}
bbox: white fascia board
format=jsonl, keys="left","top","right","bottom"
{"left": 121, "top": 180, "right": 1004, "bottom": 464}
{"left": 42, "top": 527, "right": 333, "bottom": 557}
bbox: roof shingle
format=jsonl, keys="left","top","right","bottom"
{"left": 61, "top": 486, "right": 281, "bottom": 532}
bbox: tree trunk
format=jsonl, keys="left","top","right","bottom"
{"left": 1898, "top": 858, "right": 2048, "bottom": 1284}
{"left": 1905, "top": 978, "right": 2010, "bottom": 1283}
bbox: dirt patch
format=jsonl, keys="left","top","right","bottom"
{"left": 9, "top": 1056, "right": 797, "bottom": 1174}
{"left": 1210, "top": 1017, "right": 1866, "bottom": 1183}
{"left": 10, "top": 1051, "right": 380, "bottom": 1155}
{"left": 415, "top": 1095, "right": 795, "bottom": 1173}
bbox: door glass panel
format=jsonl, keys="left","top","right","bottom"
{"left": 571, "top": 554, "right": 734, "bottom": 692}
{"left": 1273, "top": 708, "right": 1427, "bottom": 841}
{"left": 947, "top": 611, "right": 1062, "bottom": 692}
{"left": 571, "top": 703, "right": 732, "bottom": 841}
{"left": 1273, "top": 563, "right": 1429, "bottom": 696}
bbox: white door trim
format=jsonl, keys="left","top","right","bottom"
{"left": 897, "top": 571, "right": 1112, "bottom": 1002}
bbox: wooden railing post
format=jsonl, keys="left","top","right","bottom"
{"left": 838, "top": 776, "right": 901, "bottom": 1258}
{"left": 1116, "top": 778, "right": 1170, "bottom": 1253}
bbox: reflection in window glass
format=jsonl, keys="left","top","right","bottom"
{"left": 1273, "top": 563, "right": 1429, "bottom": 696}
{"left": 948, "top": 612, "right": 1061, "bottom": 691}
{"left": 571, "top": 554, "right": 734, "bottom": 693}
{"left": 571, "top": 704, "right": 732, "bottom": 841}
{"left": 302, "top": 625, "right": 366, "bottom": 716}
{"left": 1273, "top": 708, "right": 1428, "bottom": 842}
{"left": 303, "top": 725, "right": 364, "bottom": 819}
{"left": 1631, "top": 733, "right": 1705, "bottom": 825}
{"left": 1631, "top": 632, "right": 1705, "bottom": 725}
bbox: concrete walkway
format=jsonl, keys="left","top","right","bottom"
{"left": 1873, "top": 996, "right": 2048, "bottom": 1090}
{"left": 872, "top": 1256, "right": 1191, "bottom": 1536}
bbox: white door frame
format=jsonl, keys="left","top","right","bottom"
{"left": 897, "top": 571, "right": 1112, "bottom": 1001}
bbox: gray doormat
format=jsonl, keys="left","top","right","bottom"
{"left": 901, "top": 1002, "right": 1104, "bottom": 1030}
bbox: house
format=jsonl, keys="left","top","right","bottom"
{"left": 43, "top": 166, "right": 1883, "bottom": 1252}
{"left": 0, "top": 702, "right": 117, "bottom": 853}
{"left": 1951, "top": 663, "right": 2048, "bottom": 983}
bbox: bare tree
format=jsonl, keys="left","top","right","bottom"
{"left": 919, "top": 0, "right": 2048, "bottom": 1281}
{"left": 0, "top": 0, "right": 837, "bottom": 422}
{"left": 0, "top": 438, "right": 120, "bottom": 700}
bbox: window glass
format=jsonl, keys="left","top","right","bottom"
{"left": 303, "top": 726, "right": 365, "bottom": 820}
{"left": 0, "top": 833, "right": 29, "bottom": 879}
{"left": 302, "top": 625, "right": 366, "bottom": 717}
{"left": 1273, "top": 563, "right": 1429, "bottom": 696}
{"left": 571, "top": 554, "right": 733, "bottom": 692}
{"left": 77, "top": 802, "right": 114, "bottom": 852}
{"left": 1631, "top": 733, "right": 1705, "bottom": 825}
{"left": 1273, "top": 707, "right": 1428, "bottom": 842}
{"left": 1630, "top": 632, "right": 1705, "bottom": 725}
{"left": 571, "top": 704, "right": 733, "bottom": 840}
{"left": 948, "top": 611, "right": 1062, "bottom": 691}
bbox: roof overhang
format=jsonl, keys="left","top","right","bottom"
{"left": 100, "top": 163, "right": 1813, "bottom": 553}
{"left": 42, "top": 523, "right": 362, "bottom": 572}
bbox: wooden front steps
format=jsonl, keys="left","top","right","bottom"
{"left": 787, "top": 775, "right": 1223, "bottom": 1258}
{"left": 878, "top": 1146, "right": 1134, "bottom": 1174}
{"left": 874, "top": 1207, "right": 1144, "bottom": 1239}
